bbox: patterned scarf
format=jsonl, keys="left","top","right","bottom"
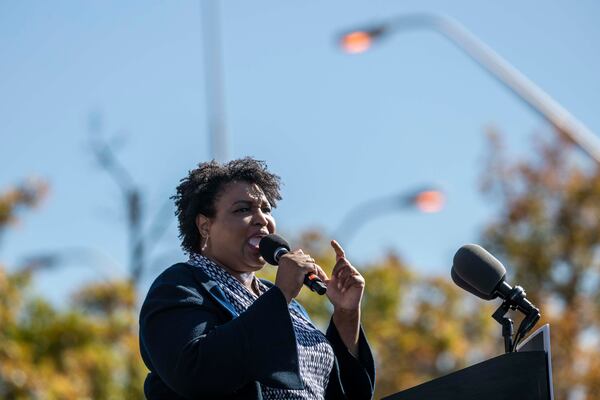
{"left": 188, "top": 253, "right": 335, "bottom": 399}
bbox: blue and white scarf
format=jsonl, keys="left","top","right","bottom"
{"left": 188, "top": 253, "right": 335, "bottom": 400}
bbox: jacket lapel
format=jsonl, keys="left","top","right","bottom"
{"left": 190, "top": 265, "right": 240, "bottom": 318}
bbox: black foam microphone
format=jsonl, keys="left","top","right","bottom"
{"left": 451, "top": 244, "right": 538, "bottom": 316}
{"left": 259, "top": 234, "right": 327, "bottom": 295}
{"left": 450, "top": 268, "right": 494, "bottom": 300}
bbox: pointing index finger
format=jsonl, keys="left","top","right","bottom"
{"left": 331, "top": 240, "right": 346, "bottom": 261}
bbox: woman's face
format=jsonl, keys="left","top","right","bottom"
{"left": 199, "top": 181, "right": 276, "bottom": 274}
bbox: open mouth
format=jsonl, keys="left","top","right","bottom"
{"left": 247, "top": 234, "right": 266, "bottom": 250}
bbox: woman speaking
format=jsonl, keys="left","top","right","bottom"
{"left": 139, "top": 158, "right": 375, "bottom": 399}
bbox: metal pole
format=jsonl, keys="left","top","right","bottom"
{"left": 201, "top": 0, "right": 228, "bottom": 162}
{"left": 333, "top": 187, "right": 443, "bottom": 246}
{"left": 346, "top": 13, "right": 600, "bottom": 163}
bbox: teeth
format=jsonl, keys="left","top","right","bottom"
{"left": 248, "top": 237, "right": 261, "bottom": 247}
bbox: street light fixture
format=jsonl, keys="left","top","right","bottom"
{"left": 333, "top": 186, "right": 445, "bottom": 246}
{"left": 337, "top": 13, "right": 600, "bottom": 164}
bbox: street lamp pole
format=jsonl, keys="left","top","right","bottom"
{"left": 333, "top": 187, "right": 444, "bottom": 246}
{"left": 338, "top": 13, "right": 600, "bottom": 164}
{"left": 201, "top": 0, "right": 228, "bottom": 162}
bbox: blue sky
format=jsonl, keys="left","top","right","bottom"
{"left": 2, "top": 1, "right": 600, "bottom": 304}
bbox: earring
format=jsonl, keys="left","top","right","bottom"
{"left": 201, "top": 233, "right": 210, "bottom": 252}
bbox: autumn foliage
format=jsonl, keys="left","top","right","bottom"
{"left": 480, "top": 129, "right": 600, "bottom": 400}
{"left": 0, "top": 181, "right": 145, "bottom": 399}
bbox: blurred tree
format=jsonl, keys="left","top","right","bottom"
{"left": 0, "top": 181, "right": 147, "bottom": 399}
{"left": 0, "top": 269, "right": 146, "bottom": 399}
{"left": 0, "top": 178, "right": 48, "bottom": 247}
{"left": 480, "top": 128, "right": 600, "bottom": 400}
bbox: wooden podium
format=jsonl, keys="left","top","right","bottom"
{"left": 382, "top": 325, "right": 554, "bottom": 400}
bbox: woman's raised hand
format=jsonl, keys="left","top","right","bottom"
{"left": 325, "top": 240, "right": 365, "bottom": 312}
{"left": 325, "top": 240, "right": 365, "bottom": 356}
{"left": 273, "top": 241, "right": 365, "bottom": 312}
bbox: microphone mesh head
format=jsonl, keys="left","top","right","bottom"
{"left": 451, "top": 267, "right": 497, "bottom": 300}
{"left": 259, "top": 234, "right": 290, "bottom": 265}
{"left": 452, "top": 244, "right": 506, "bottom": 299}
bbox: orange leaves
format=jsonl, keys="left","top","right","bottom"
{"left": 480, "top": 128, "right": 600, "bottom": 399}
{"left": 0, "top": 265, "right": 145, "bottom": 399}
{"left": 0, "top": 178, "right": 49, "bottom": 227}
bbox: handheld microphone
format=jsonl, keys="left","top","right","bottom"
{"left": 259, "top": 234, "right": 327, "bottom": 295}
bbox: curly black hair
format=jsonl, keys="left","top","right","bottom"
{"left": 172, "top": 157, "right": 282, "bottom": 254}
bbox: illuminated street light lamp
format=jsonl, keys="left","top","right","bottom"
{"left": 333, "top": 186, "right": 445, "bottom": 246}
{"left": 337, "top": 13, "right": 600, "bottom": 164}
{"left": 340, "top": 28, "right": 383, "bottom": 54}
{"left": 413, "top": 189, "right": 445, "bottom": 213}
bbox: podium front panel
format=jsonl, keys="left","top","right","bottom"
{"left": 382, "top": 351, "right": 550, "bottom": 400}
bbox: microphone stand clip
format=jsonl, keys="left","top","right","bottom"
{"left": 492, "top": 301, "right": 514, "bottom": 354}
{"left": 491, "top": 285, "right": 541, "bottom": 353}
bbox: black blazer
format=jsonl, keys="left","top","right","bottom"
{"left": 139, "top": 263, "right": 375, "bottom": 399}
